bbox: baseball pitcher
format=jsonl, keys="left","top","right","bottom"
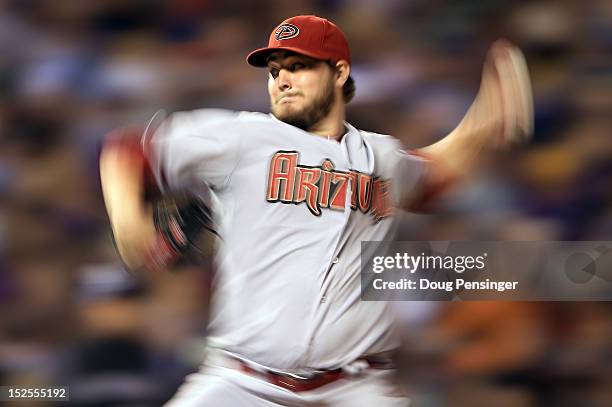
{"left": 100, "top": 15, "right": 532, "bottom": 407}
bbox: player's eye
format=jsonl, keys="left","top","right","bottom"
{"left": 290, "top": 62, "right": 306, "bottom": 71}
{"left": 269, "top": 68, "right": 279, "bottom": 79}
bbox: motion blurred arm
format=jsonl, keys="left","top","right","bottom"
{"left": 406, "top": 40, "right": 532, "bottom": 211}
{"left": 99, "top": 128, "right": 156, "bottom": 270}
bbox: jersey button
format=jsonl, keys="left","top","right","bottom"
{"left": 332, "top": 257, "right": 339, "bottom": 264}
{"left": 321, "top": 296, "right": 327, "bottom": 303}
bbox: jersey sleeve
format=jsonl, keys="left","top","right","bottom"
{"left": 392, "top": 149, "right": 430, "bottom": 209}
{"left": 396, "top": 149, "right": 458, "bottom": 212}
{"left": 147, "top": 109, "right": 243, "bottom": 192}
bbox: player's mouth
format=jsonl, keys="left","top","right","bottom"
{"left": 278, "top": 93, "right": 301, "bottom": 103}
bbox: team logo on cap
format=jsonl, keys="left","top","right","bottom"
{"left": 274, "top": 24, "right": 299, "bottom": 40}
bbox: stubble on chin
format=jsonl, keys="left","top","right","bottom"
{"left": 270, "top": 81, "right": 335, "bottom": 131}
{"left": 272, "top": 102, "right": 307, "bottom": 129}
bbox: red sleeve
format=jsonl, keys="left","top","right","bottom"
{"left": 101, "top": 126, "right": 160, "bottom": 199}
{"left": 405, "top": 149, "right": 457, "bottom": 213}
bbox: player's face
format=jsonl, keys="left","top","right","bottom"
{"left": 267, "top": 52, "right": 335, "bottom": 131}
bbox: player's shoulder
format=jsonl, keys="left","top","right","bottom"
{"left": 170, "top": 108, "right": 269, "bottom": 127}
{"left": 162, "top": 109, "right": 274, "bottom": 139}
{"left": 356, "top": 128, "right": 403, "bottom": 150}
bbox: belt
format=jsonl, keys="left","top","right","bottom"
{"left": 239, "top": 363, "right": 345, "bottom": 392}
{"left": 233, "top": 355, "right": 395, "bottom": 393}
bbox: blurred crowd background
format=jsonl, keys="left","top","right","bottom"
{"left": 0, "top": 0, "right": 611, "bottom": 406}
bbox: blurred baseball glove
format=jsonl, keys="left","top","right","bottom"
{"left": 146, "top": 192, "right": 218, "bottom": 271}
{"left": 102, "top": 124, "right": 217, "bottom": 272}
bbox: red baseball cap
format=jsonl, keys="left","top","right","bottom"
{"left": 247, "top": 15, "right": 351, "bottom": 67}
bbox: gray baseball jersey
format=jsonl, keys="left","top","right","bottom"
{"left": 150, "top": 109, "right": 428, "bottom": 372}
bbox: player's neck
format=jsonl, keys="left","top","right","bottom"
{"left": 308, "top": 101, "right": 346, "bottom": 142}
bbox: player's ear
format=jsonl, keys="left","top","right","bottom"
{"left": 334, "top": 60, "right": 350, "bottom": 87}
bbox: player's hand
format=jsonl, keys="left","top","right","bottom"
{"left": 481, "top": 39, "right": 534, "bottom": 148}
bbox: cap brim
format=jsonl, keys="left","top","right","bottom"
{"left": 246, "top": 46, "right": 327, "bottom": 67}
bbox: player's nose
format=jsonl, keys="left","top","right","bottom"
{"left": 277, "top": 69, "right": 292, "bottom": 91}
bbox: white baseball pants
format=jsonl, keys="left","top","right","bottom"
{"left": 164, "top": 350, "right": 410, "bottom": 407}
